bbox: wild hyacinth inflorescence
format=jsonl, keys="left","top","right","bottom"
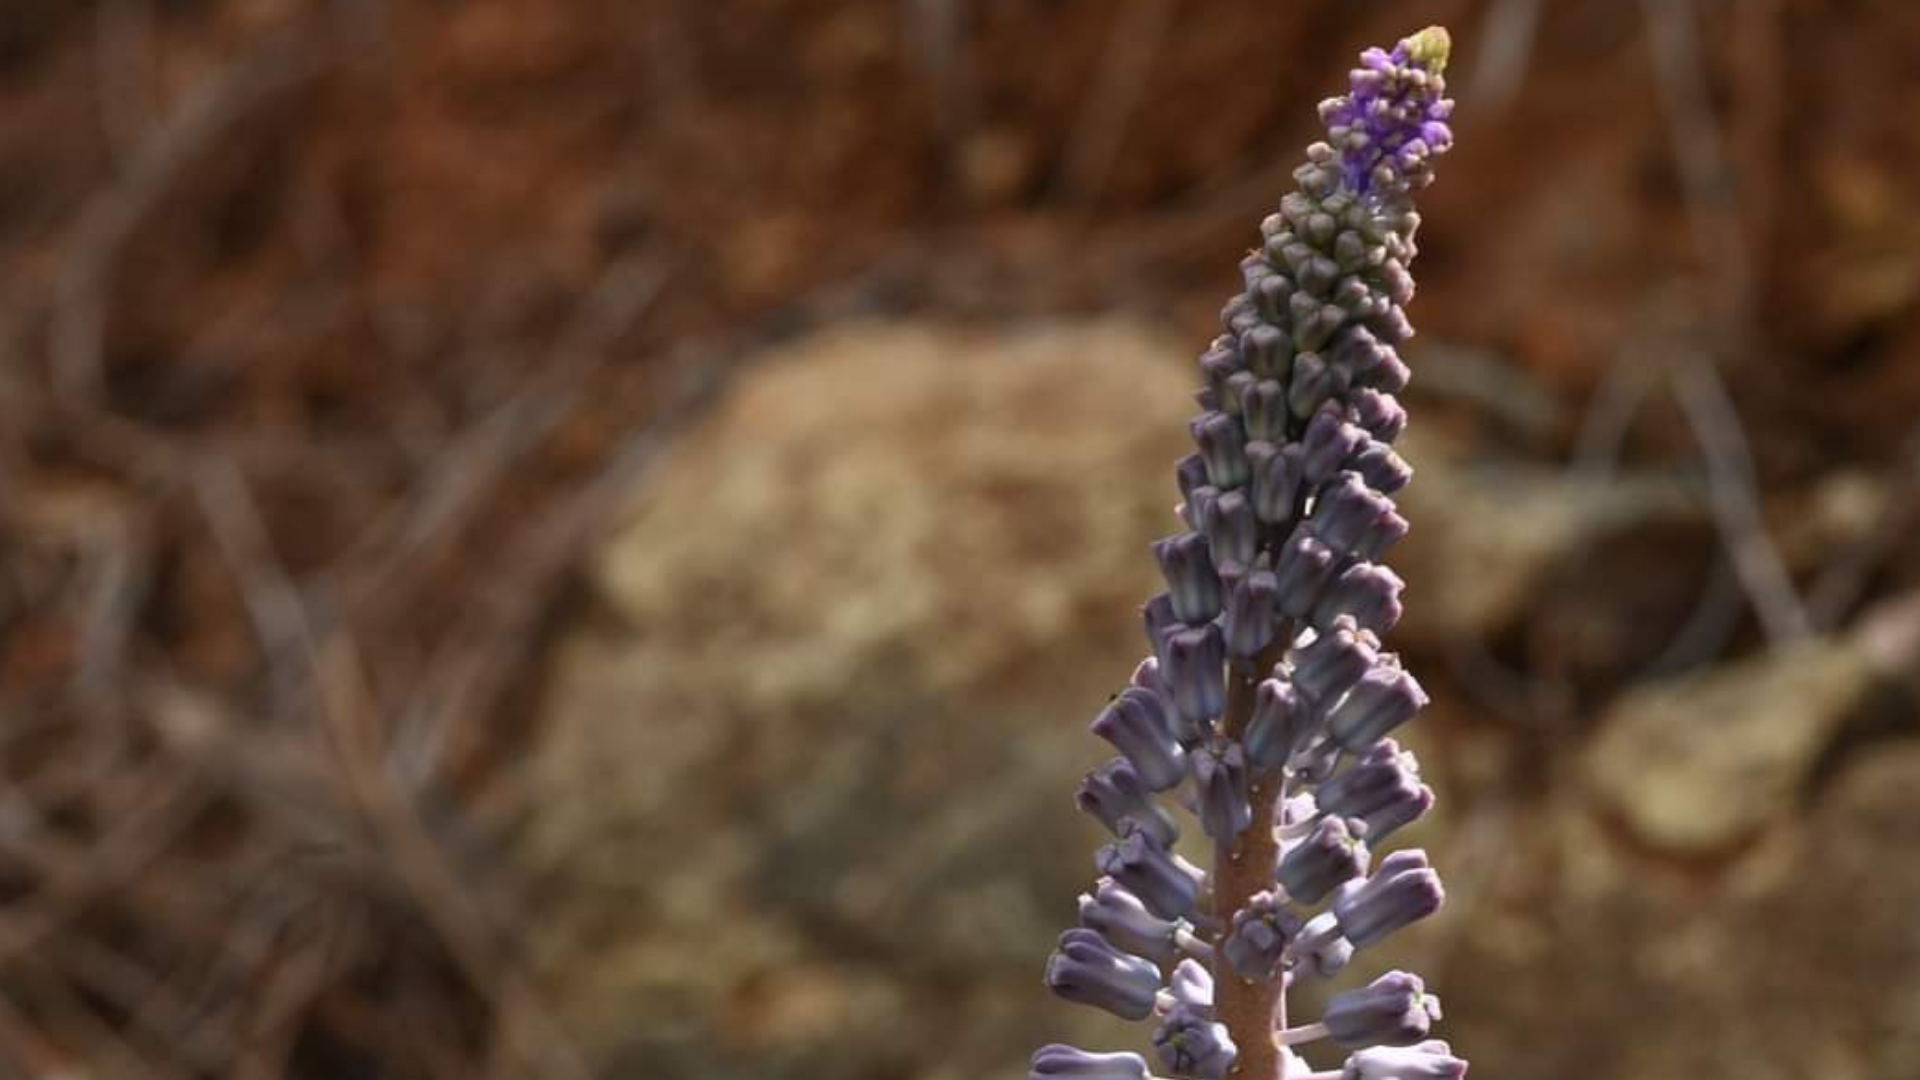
{"left": 1032, "top": 28, "right": 1465, "bottom": 1080}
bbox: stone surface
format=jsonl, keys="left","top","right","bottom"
{"left": 1584, "top": 639, "right": 1880, "bottom": 856}
{"left": 1392, "top": 431, "right": 1703, "bottom": 648}
{"left": 1447, "top": 741, "right": 1920, "bottom": 1080}
{"left": 519, "top": 319, "right": 1198, "bottom": 1078}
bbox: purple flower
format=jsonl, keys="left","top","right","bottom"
{"left": 1095, "top": 826, "right": 1204, "bottom": 921}
{"left": 1326, "top": 664, "right": 1428, "bottom": 752}
{"left": 1030, "top": 26, "right": 1462, "bottom": 1076}
{"left": 1315, "top": 739, "right": 1434, "bottom": 842}
{"left": 1152, "top": 1004, "right": 1237, "bottom": 1079}
{"left": 1289, "top": 910, "right": 1354, "bottom": 979}
{"left": 1191, "top": 411, "right": 1250, "bottom": 489}
{"left": 1202, "top": 490, "right": 1260, "bottom": 573}
{"left": 1242, "top": 377, "right": 1290, "bottom": 442}
{"left": 1029, "top": 1045, "right": 1151, "bottom": 1080}
{"left": 1348, "top": 387, "right": 1408, "bottom": 443}
{"left": 1341, "top": 1039, "right": 1469, "bottom": 1080}
{"left": 1076, "top": 757, "right": 1180, "bottom": 847}
{"left": 1239, "top": 322, "right": 1292, "bottom": 380}
{"left": 1154, "top": 532, "right": 1224, "bottom": 624}
{"left": 1143, "top": 592, "right": 1180, "bottom": 669}
{"left": 1321, "top": 27, "right": 1456, "bottom": 199}
{"left": 1248, "top": 440, "right": 1307, "bottom": 523}
{"left": 1191, "top": 742, "right": 1251, "bottom": 842}
{"left": 1166, "top": 957, "right": 1214, "bottom": 1011}
{"left": 1221, "top": 567, "right": 1281, "bottom": 658}
{"left": 1334, "top": 849, "right": 1445, "bottom": 948}
{"left": 1291, "top": 615, "right": 1380, "bottom": 704}
{"left": 1166, "top": 625, "right": 1228, "bottom": 731}
{"left": 1044, "top": 929, "right": 1161, "bottom": 1020}
{"left": 1300, "top": 406, "right": 1368, "bottom": 486}
{"left": 1079, "top": 879, "right": 1184, "bottom": 968}
{"left": 1312, "top": 561, "right": 1406, "bottom": 634}
{"left": 1274, "top": 530, "right": 1339, "bottom": 619}
{"left": 1090, "top": 687, "right": 1187, "bottom": 791}
{"left": 1222, "top": 890, "right": 1302, "bottom": 980}
{"left": 1310, "top": 473, "right": 1406, "bottom": 559}
{"left": 1243, "top": 676, "right": 1308, "bottom": 770}
{"left": 1350, "top": 439, "right": 1413, "bottom": 494}
{"left": 1279, "top": 814, "right": 1371, "bottom": 904}
{"left": 1324, "top": 970, "right": 1443, "bottom": 1047}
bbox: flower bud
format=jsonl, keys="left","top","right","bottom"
{"left": 1353, "top": 507, "right": 1410, "bottom": 563}
{"left": 1252, "top": 278, "right": 1296, "bottom": 337}
{"left": 1289, "top": 910, "right": 1354, "bottom": 979}
{"left": 1221, "top": 569, "right": 1280, "bottom": 658}
{"left": 1153, "top": 532, "right": 1224, "bottom": 624}
{"left": 1310, "top": 472, "right": 1406, "bottom": 559}
{"left": 1191, "top": 742, "right": 1251, "bottom": 842}
{"left": 1348, "top": 388, "right": 1408, "bottom": 443}
{"left": 1222, "top": 370, "right": 1258, "bottom": 417}
{"left": 1096, "top": 827, "right": 1204, "bottom": 920}
{"left": 1278, "top": 814, "right": 1371, "bottom": 903}
{"left": 1350, "top": 440, "right": 1413, "bottom": 494}
{"left": 1176, "top": 452, "right": 1210, "bottom": 507}
{"left": 1029, "top": 1045, "right": 1151, "bottom": 1080}
{"left": 1328, "top": 324, "right": 1387, "bottom": 380}
{"left": 1044, "top": 928, "right": 1161, "bottom": 1020}
{"left": 1358, "top": 332, "right": 1412, "bottom": 389}
{"left": 1221, "top": 293, "right": 1260, "bottom": 337}
{"left": 1274, "top": 531, "right": 1338, "bottom": 619}
{"left": 1202, "top": 490, "right": 1259, "bottom": 573}
{"left": 1298, "top": 254, "right": 1340, "bottom": 298}
{"left": 1241, "top": 323, "right": 1292, "bottom": 381}
{"left": 1326, "top": 664, "right": 1427, "bottom": 752}
{"left": 1166, "top": 957, "right": 1214, "bottom": 1010}
{"left": 1341, "top": 1040, "right": 1468, "bottom": 1080}
{"left": 1143, "top": 592, "right": 1180, "bottom": 670}
{"left": 1079, "top": 879, "right": 1183, "bottom": 967}
{"left": 1223, "top": 890, "right": 1302, "bottom": 980}
{"left": 1244, "top": 676, "right": 1309, "bottom": 769}
{"left": 1311, "top": 561, "right": 1405, "bottom": 634}
{"left": 1243, "top": 378, "right": 1289, "bottom": 442}
{"left": 1166, "top": 625, "right": 1227, "bottom": 730}
{"left": 1333, "top": 849, "right": 1444, "bottom": 948}
{"left": 1323, "top": 970, "right": 1442, "bottom": 1048}
{"left": 1076, "top": 758, "right": 1180, "bottom": 847}
{"left": 1249, "top": 440, "right": 1307, "bottom": 524}
{"left": 1153, "top": 1005, "right": 1237, "bottom": 1080}
{"left": 1199, "top": 350, "right": 1240, "bottom": 407}
{"left": 1315, "top": 739, "right": 1433, "bottom": 842}
{"left": 1130, "top": 655, "right": 1170, "bottom": 698}
{"left": 1291, "top": 616, "right": 1379, "bottom": 704}
{"left": 1191, "top": 411, "right": 1250, "bottom": 489}
{"left": 1090, "top": 687, "right": 1187, "bottom": 791}
{"left": 1289, "top": 349, "right": 1349, "bottom": 416}
{"left": 1279, "top": 791, "right": 1318, "bottom": 829}
{"left": 1301, "top": 406, "right": 1368, "bottom": 486}
{"left": 1175, "top": 451, "right": 1205, "bottom": 526}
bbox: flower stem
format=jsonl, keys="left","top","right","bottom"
{"left": 1215, "top": 638, "right": 1290, "bottom": 1079}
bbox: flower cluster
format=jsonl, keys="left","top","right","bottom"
{"left": 1031, "top": 28, "right": 1466, "bottom": 1080}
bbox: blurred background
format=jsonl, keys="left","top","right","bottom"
{"left": 1, "top": 0, "right": 1917, "bottom": 1078}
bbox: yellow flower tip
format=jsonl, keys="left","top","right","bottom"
{"left": 1403, "top": 26, "right": 1452, "bottom": 74}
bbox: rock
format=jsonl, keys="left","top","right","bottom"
{"left": 1447, "top": 741, "right": 1920, "bottom": 1080}
{"left": 1585, "top": 592, "right": 1920, "bottom": 858}
{"left": 1583, "top": 639, "right": 1877, "bottom": 856}
{"left": 1393, "top": 426, "right": 1704, "bottom": 648}
{"left": 517, "top": 319, "right": 1198, "bottom": 1078}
